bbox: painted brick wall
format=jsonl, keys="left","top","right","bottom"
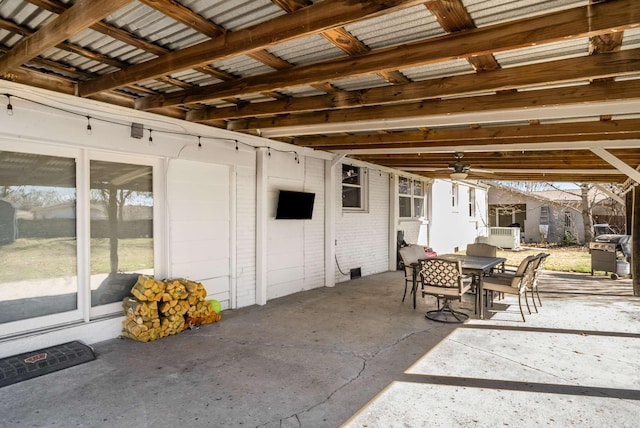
{"left": 335, "top": 167, "right": 390, "bottom": 283}
{"left": 266, "top": 152, "right": 325, "bottom": 299}
{"left": 167, "top": 160, "right": 231, "bottom": 306}
{"left": 235, "top": 165, "right": 257, "bottom": 308}
{"left": 303, "top": 157, "right": 326, "bottom": 290}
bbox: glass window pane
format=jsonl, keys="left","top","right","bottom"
{"left": 342, "top": 165, "right": 360, "bottom": 185}
{"left": 399, "top": 196, "right": 412, "bottom": 217}
{"left": 414, "top": 197, "right": 425, "bottom": 218}
{"left": 0, "top": 151, "right": 78, "bottom": 324}
{"left": 469, "top": 188, "right": 476, "bottom": 217}
{"left": 398, "top": 177, "right": 411, "bottom": 195}
{"left": 342, "top": 186, "right": 361, "bottom": 208}
{"left": 90, "top": 161, "right": 154, "bottom": 307}
{"left": 413, "top": 180, "right": 424, "bottom": 196}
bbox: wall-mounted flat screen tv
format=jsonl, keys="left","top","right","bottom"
{"left": 275, "top": 190, "right": 315, "bottom": 220}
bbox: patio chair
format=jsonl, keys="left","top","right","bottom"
{"left": 466, "top": 242, "right": 498, "bottom": 258}
{"left": 399, "top": 245, "right": 435, "bottom": 303}
{"left": 466, "top": 243, "right": 503, "bottom": 273}
{"left": 530, "top": 252, "right": 550, "bottom": 308}
{"left": 420, "top": 258, "right": 473, "bottom": 323}
{"left": 482, "top": 255, "right": 537, "bottom": 322}
{"left": 465, "top": 242, "right": 502, "bottom": 294}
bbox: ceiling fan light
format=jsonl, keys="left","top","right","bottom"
{"left": 450, "top": 171, "right": 468, "bottom": 180}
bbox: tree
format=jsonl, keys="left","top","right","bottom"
{"left": 493, "top": 181, "right": 624, "bottom": 244}
{"left": 581, "top": 183, "right": 595, "bottom": 244}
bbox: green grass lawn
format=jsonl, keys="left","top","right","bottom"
{"left": 0, "top": 237, "right": 153, "bottom": 282}
{"left": 497, "top": 245, "right": 593, "bottom": 273}
{"left": 0, "top": 238, "right": 602, "bottom": 283}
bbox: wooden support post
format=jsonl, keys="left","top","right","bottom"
{"left": 626, "top": 190, "right": 633, "bottom": 235}
{"left": 633, "top": 186, "right": 639, "bottom": 296}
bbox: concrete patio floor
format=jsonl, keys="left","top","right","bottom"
{"left": 1, "top": 270, "right": 639, "bottom": 427}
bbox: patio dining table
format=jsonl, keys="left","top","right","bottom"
{"left": 411, "top": 254, "right": 506, "bottom": 319}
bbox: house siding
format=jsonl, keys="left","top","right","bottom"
{"left": 167, "top": 160, "right": 231, "bottom": 306}
{"left": 0, "top": 80, "right": 486, "bottom": 357}
{"left": 235, "top": 165, "right": 257, "bottom": 308}
{"left": 335, "top": 168, "right": 390, "bottom": 282}
{"left": 488, "top": 187, "right": 586, "bottom": 244}
{"left": 266, "top": 151, "right": 325, "bottom": 299}
{"left": 429, "top": 181, "right": 485, "bottom": 254}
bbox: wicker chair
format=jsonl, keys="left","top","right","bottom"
{"left": 420, "top": 258, "right": 473, "bottom": 323}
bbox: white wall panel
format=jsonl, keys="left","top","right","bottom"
{"left": 168, "top": 160, "right": 231, "bottom": 308}
{"left": 265, "top": 152, "right": 325, "bottom": 299}
{"left": 235, "top": 165, "right": 257, "bottom": 308}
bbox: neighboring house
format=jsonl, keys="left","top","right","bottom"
{"left": 488, "top": 185, "right": 625, "bottom": 244}
{"left": 30, "top": 201, "right": 152, "bottom": 220}
{"left": 0, "top": 82, "right": 487, "bottom": 357}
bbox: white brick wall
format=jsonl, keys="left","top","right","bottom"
{"left": 303, "top": 157, "right": 325, "bottom": 291}
{"left": 167, "top": 160, "right": 231, "bottom": 306}
{"left": 335, "top": 167, "right": 390, "bottom": 282}
{"left": 235, "top": 165, "right": 257, "bottom": 308}
{"left": 266, "top": 151, "right": 325, "bottom": 299}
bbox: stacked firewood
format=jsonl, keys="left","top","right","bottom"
{"left": 122, "top": 275, "right": 221, "bottom": 342}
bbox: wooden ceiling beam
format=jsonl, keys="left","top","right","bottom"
{"left": 24, "top": 0, "right": 225, "bottom": 90}
{"left": 356, "top": 148, "right": 639, "bottom": 159}
{"left": 78, "top": 0, "right": 427, "bottom": 97}
{"left": 0, "top": 0, "right": 134, "bottom": 74}
{"left": 188, "top": 48, "right": 640, "bottom": 123}
{"left": 0, "top": 66, "right": 137, "bottom": 108}
{"left": 415, "top": 173, "right": 626, "bottom": 183}
{"left": 137, "top": 0, "right": 640, "bottom": 110}
{"left": 425, "top": 0, "right": 500, "bottom": 72}
{"left": 226, "top": 80, "right": 640, "bottom": 132}
{"left": 0, "top": 16, "right": 131, "bottom": 71}
{"left": 291, "top": 119, "right": 640, "bottom": 149}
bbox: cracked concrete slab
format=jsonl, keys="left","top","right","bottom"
{"left": 0, "top": 270, "right": 638, "bottom": 427}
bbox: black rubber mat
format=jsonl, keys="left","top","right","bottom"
{"left": 0, "top": 341, "right": 95, "bottom": 388}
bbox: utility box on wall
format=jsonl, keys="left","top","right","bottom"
{"left": 479, "top": 227, "right": 520, "bottom": 249}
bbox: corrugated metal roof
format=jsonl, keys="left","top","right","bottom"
{"left": 183, "top": 0, "right": 285, "bottom": 31}
{"left": 400, "top": 59, "right": 476, "bottom": 81}
{"left": 0, "top": 0, "right": 637, "bottom": 184}
{"left": 266, "top": 34, "right": 347, "bottom": 66}
{"left": 345, "top": 5, "right": 443, "bottom": 49}
{"left": 0, "top": 0, "right": 53, "bottom": 29}
{"left": 106, "top": 2, "right": 203, "bottom": 50}
{"left": 494, "top": 38, "right": 589, "bottom": 68}
{"left": 278, "top": 85, "right": 327, "bottom": 98}
{"left": 329, "top": 74, "right": 391, "bottom": 92}
{"left": 170, "top": 69, "right": 223, "bottom": 88}
{"left": 622, "top": 27, "right": 640, "bottom": 49}
{"left": 463, "top": 0, "right": 587, "bottom": 26}
{"left": 211, "top": 55, "right": 276, "bottom": 78}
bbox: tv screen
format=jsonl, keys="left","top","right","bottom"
{"left": 275, "top": 190, "right": 315, "bottom": 220}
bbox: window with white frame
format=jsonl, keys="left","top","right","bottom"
{"left": 0, "top": 147, "right": 156, "bottom": 335}
{"left": 342, "top": 164, "right": 367, "bottom": 210}
{"left": 564, "top": 211, "right": 573, "bottom": 228}
{"left": 468, "top": 187, "right": 476, "bottom": 218}
{"left": 451, "top": 183, "right": 459, "bottom": 210}
{"left": 399, "top": 177, "right": 427, "bottom": 218}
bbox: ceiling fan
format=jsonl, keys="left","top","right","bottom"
{"left": 402, "top": 152, "right": 495, "bottom": 179}
{"left": 448, "top": 152, "right": 471, "bottom": 180}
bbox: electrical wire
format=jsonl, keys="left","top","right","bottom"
{"left": 335, "top": 254, "right": 350, "bottom": 276}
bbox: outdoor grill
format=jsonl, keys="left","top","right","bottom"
{"left": 589, "top": 234, "right": 632, "bottom": 279}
